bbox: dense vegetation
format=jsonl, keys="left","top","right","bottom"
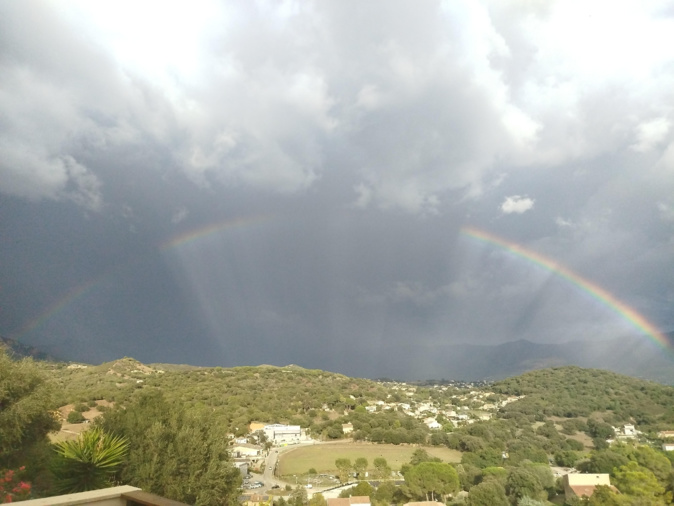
{"left": 493, "top": 366, "right": 674, "bottom": 430}
{"left": 6, "top": 346, "right": 674, "bottom": 505}
{"left": 40, "top": 359, "right": 393, "bottom": 436}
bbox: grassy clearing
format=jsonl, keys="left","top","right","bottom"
{"left": 278, "top": 443, "right": 462, "bottom": 476}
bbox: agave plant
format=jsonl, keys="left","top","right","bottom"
{"left": 52, "top": 427, "right": 129, "bottom": 493}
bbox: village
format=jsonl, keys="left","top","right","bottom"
{"left": 225, "top": 381, "right": 674, "bottom": 505}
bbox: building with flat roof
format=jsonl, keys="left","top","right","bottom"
{"left": 263, "top": 423, "right": 301, "bottom": 442}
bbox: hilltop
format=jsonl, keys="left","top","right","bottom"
{"left": 41, "top": 356, "right": 674, "bottom": 439}
{"left": 0, "top": 335, "right": 59, "bottom": 361}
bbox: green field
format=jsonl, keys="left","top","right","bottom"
{"left": 277, "top": 443, "right": 462, "bottom": 476}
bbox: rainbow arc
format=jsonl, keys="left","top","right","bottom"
{"left": 461, "top": 226, "right": 668, "bottom": 350}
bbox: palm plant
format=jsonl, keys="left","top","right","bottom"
{"left": 52, "top": 427, "right": 129, "bottom": 493}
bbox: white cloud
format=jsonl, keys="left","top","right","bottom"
{"left": 631, "top": 118, "right": 671, "bottom": 152}
{"left": 501, "top": 195, "right": 535, "bottom": 214}
{"left": 0, "top": 141, "right": 102, "bottom": 211}
{"left": 2, "top": 0, "right": 674, "bottom": 219}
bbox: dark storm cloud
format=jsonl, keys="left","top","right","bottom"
{"left": 1, "top": 0, "right": 673, "bottom": 378}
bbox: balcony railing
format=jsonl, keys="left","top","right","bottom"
{"left": 12, "top": 485, "right": 190, "bottom": 506}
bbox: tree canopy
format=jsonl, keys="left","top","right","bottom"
{"left": 0, "top": 348, "right": 59, "bottom": 467}
{"left": 98, "top": 391, "right": 241, "bottom": 505}
{"left": 403, "top": 461, "right": 459, "bottom": 502}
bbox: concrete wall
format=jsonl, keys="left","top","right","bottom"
{"left": 13, "top": 486, "right": 141, "bottom": 506}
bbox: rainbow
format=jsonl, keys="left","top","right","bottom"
{"left": 461, "top": 226, "right": 669, "bottom": 350}
{"left": 160, "top": 214, "right": 270, "bottom": 251}
{"left": 11, "top": 274, "right": 108, "bottom": 340}
{"left": 13, "top": 215, "right": 270, "bottom": 340}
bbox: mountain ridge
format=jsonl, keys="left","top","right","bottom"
{"left": 7, "top": 332, "right": 674, "bottom": 384}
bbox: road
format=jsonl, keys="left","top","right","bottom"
{"left": 252, "top": 442, "right": 332, "bottom": 494}
{"left": 245, "top": 440, "right": 356, "bottom": 497}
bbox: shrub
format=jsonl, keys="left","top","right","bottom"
{"left": 66, "top": 411, "right": 86, "bottom": 424}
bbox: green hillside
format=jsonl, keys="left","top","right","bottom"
{"left": 42, "top": 358, "right": 395, "bottom": 436}
{"left": 9, "top": 348, "right": 674, "bottom": 505}
{"left": 493, "top": 366, "right": 674, "bottom": 432}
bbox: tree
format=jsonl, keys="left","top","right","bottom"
{"left": 339, "top": 481, "right": 374, "bottom": 499}
{"left": 612, "top": 461, "right": 664, "bottom": 500}
{"left": 520, "top": 463, "right": 553, "bottom": 496}
{"left": 481, "top": 466, "right": 508, "bottom": 485}
{"left": 51, "top": 427, "right": 129, "bottom": 493}
{"left": 466, "top": 480, "right": 509, "bottom": 506}
{"left": 403, "top": 461, "right": 459, "bottom": 502}
{"left": 289, "top": 485, "right": 308, "bottom": 506}
{"left": 505, "top": 468, "right": 546, "bottom": 504}
{"left": 335, "top": 458, "right": 352, "bottom": 483}
{"left": 354, "top": 457, "right": 368, "bottom": 478}
{"left": 457, "top": 463, "right": 482, "bottom": 491}
{"left": 308, "top": 493, "right": 327, "bottom": 506}
{"left": 614, "top": 444, "right": 672, "bottom": 482}
{"left": 373, "top": 457, "right": 391, "bottom": 479}
{"left": 587, "top": 419, "right": 614, "bottom": 440}
{"left": 409, "top": 448, "right": 440, "bottom": 466}
{"left": 587, "top": 485, "right": 630, "bottom": 506}
{"left": 516, "top": 498, "right": 547, "bottom": 506}
{"left": 576, "top": 450, "right": 629, "bottom": 474}
{"left": 0, "top": 349, "right": 59, "bottom": 467}
{"left": 554, "top": 450, "right": 579, "bottom": 468}
{"left": 99, "top": 391, "right": 241, "bottom": 505}
{"left": 374, "top": 481, "right": 398, "bottom": 503}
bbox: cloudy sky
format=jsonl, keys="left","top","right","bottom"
{"left": 1, "top": 0, "right": 673, "bottom": 379}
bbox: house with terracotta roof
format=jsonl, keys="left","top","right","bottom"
{"left": 327, "top": 496, "right": 370, "bottom": 506}
{"left": 563, "top": 473, "right": 617, "bottom": 500}
{"left": 240, "top": 493, "right": 272, "bottom": 505}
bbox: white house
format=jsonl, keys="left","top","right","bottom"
{"left": 231, "top": 443, "right": 263, "bottom": 458}
{"left": 263, "top": 424, "right": 301, "bottom": 442}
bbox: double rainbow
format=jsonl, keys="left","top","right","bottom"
{"left": 461, "top": 226, "right": 669, "bottom": 350}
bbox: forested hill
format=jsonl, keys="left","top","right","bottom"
{"left": 0, "top": 336, "right": 58, "bottom": 361}
{"left": 42, "top": 358, "right": 394, "bottom": 435}
{"left": 492, "top": 366, "right": 674, "bottom": 426}
{"left": 41, "top": 358, "right": 674, "bottom": 436}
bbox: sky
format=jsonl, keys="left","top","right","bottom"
{"left": 1, "top": 0, "right": 673, "bottom": 380}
